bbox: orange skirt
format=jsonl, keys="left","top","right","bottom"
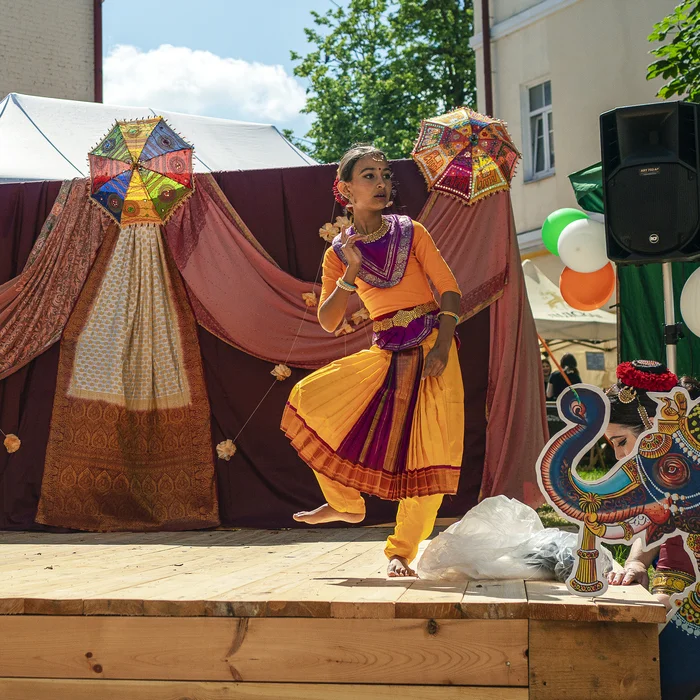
{"left": 281, "top": 330, "right": 464, "bottom": 500}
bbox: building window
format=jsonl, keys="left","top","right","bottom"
{"left": 527, "top": 80, "right": 554, "bottom": 179}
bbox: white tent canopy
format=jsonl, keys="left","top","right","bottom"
{"left": 0, "top": 93, "right": 316, "bottom": 182}
{"left": 523, "top": 259, "right": 617, "bottom": 341}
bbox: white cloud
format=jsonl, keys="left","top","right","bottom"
{"left": 103, "top": 44, "right": 307, "bottom": 123}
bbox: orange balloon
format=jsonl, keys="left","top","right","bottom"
{"left": 559, "top": 263, "right": 615, "bottom": 311}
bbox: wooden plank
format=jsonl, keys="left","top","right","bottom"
{"left": 0, "top": 530, "right": 372, "bottom": 617}
{"left": 526, "top": 580, "right": 666, "bottom": 623}
{"left": 326, "top": 541, "right": 412, "bottom": 619}
{"left": 525, "top": 580, "right": 602, "bottom": 622}
{"left": 529, "top": 619, "right": 661, "bottom": 700}
{"left": 0, "top": 678, "right": 530, "bottom": 700}
{"left": 0, "top": 533, "right": 251, "bottom": 616}
{"left": 213, "top": 531, "right": 384, "bottom": 618}
{"left": 142, "top": 529, "right": 375, "bottom": 617}
{"left": 0, "top": 599, "right": 23, "bottom": 615}
{"left": 593, "top": 584, "right": 667, "bottom": 623}
{"left": 0, "top": 531, "right": 234, "bottom": 592}
{"left": 459, "top": 580, "right": 529, "bottom": 620}
{"left": 0, "top": 616, "right": 528, "bottom": 686}
{"left": 394, "top": 580, "right": 469, "bottom": 619}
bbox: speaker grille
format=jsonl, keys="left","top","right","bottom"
{"left": 607, "top": 163, "right": 699, "bottom": 254}
{"left": 680, "top": 102, "right": 697, "bottom": 167}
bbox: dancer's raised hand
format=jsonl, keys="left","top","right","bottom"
{"left": 340, "top": 228, "right": 363, "bottom": 273}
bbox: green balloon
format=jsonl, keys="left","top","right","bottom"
{"left": 542, "top": 208, "right": 589, "bottom": 256}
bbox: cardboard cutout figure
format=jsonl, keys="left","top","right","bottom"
{"left": 537, "top": 383, "right": 700, "bottom": 613}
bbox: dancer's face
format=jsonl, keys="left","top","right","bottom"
{"left": 340, "top": 156, "right": 392, "bottom": 213}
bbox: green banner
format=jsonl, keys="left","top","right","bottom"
{"left": 568, "top": 164, "right": 700, "bottom": 376}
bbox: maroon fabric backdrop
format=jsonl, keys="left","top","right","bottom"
{"left": 0, "top": 161, "right": 488, "bottom": 530}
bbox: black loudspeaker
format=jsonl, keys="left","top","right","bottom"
{"left": 600, "top": 101, "right": 700, "bottom": 263}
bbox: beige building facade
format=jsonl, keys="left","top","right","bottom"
{"left": 472, "top": 0, "right": 678, "bottom": 253}
{"left": 0, "top": 0, "right": 98, "bottom": 102}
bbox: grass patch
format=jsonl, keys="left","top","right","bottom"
{"left": 577, "top": 467, "right": 608, "bottom": 481}
{"left": 537, "top": 504, "right": 571, "bottom": 529}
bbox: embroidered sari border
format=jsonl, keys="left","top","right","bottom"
{"left": 282, "top": 402, "right": 460, "bottom": 501}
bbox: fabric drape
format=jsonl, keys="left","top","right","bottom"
{"left": 420, "top": 193, "right": 547, "bottom": 506}
{"left": 35, "top": 223, "right": 219, "bottom": 531}
{"left": 0, "top": 163, "right": 506, "bottom": 529}
{"left": 0, "top": 180, "right": 115, "bottom": 381}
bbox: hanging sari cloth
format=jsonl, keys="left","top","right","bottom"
{"left": 164, "top": 174, "right": 371, "bottom": 369}
{"left": 0, "top": 180, "right": 115, "bottom": 381}
{"left": 35, "top": 222, "right": 219, "bottom": 531}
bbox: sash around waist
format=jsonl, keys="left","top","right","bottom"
{"left": 371, "top": 301, "right": 441, "bottom": 352}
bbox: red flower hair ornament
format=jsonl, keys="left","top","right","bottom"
{"left": 333, "top": 177, "right": 350, "bottom": 208}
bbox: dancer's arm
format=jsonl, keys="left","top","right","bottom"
{"left": 423, "top": 291, "right": 460, "bottom": 377}
{"left": 318, "top": 231, "right": 363, "bottom": 333}
{"left": 413, "top": 223, "right": 461, "bottom": 378}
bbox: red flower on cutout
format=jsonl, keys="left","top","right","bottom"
{"left": 616, "top": 361, "right": 678, "bottom": 392}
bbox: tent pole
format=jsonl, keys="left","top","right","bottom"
{"left": 662, "top": 262, "right": 678, "bottom": 374}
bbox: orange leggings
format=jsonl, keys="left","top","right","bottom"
{"left": 314, "top": 472, "right": 443, "bottom": 563}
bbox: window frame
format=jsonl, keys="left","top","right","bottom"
{"left": 522, "top": 78, "right": 555, "bottom": 183}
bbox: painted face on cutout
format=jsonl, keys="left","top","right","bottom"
{"left": 605, "top": 423, "right": 640, "bottom": 461}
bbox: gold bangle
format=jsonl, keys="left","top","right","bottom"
{"left": 336, "top": 277, "right": 357, "bottom": 293}
{"left": 437, "top": 311, "right": 459, "bottom": 323}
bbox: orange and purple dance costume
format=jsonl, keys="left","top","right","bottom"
{"left": 281, "top": 214, "right": 464, "bottom": 563}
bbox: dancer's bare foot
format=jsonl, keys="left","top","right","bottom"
{"left": 387, "top": 556, "right": 416, "bottom": 577}
{"left": 293, "top": 503, "right": 365, "bottom": 525}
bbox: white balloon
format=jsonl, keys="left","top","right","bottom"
{"left": 681, "top": 267, "right": 700, "bottom": 338}
{"left": 557, "top": 218, "right": 609, "bottom": 273}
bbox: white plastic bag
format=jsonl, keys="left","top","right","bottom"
{"left": 416, "top": 495, "right": 612, "bottom": 581}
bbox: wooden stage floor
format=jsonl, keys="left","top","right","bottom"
{"left": 0, "top": 527, "right": 666, "bottom": 699}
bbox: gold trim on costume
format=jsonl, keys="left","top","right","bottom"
{"left": 372, "top": 301, "right": 439, "bottom": 332}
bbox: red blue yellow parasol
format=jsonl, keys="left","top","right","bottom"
{"left": 88, "top": 117, "right": 194, "bottom": 225}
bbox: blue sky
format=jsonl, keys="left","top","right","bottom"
{"left": 102, "top": 0, "right": 343, "bottom": 138}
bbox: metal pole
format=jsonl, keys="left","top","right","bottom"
{"left": 93, "top": 0, "right": 103, "bottom": 103}
{"left": 662, "top": 262, "right": 677, "bottom": 373}
{"left": 481, "top": 0, "right": 493, "bottom": 115}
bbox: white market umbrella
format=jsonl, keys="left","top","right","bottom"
{"left": 522, "top": 259, "right": 616, "bottom": 341}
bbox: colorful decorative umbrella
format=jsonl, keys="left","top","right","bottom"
{"left": 88, "top": 117, "right": 194, "bottom": 226}
{"left": 412, "top": 107, "right": 520, "bottom": 206}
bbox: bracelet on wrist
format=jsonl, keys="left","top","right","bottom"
{"left": 437, "top": 310, "right": 460, "bottom": 323}
{"left": 336, "top": 277, "right": 358, "bottom": 293}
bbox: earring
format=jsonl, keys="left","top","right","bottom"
{"left": 385, "top": 201, "right": 393, "bottom": 208}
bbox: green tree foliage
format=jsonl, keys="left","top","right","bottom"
{"left": 647, "top": 0, "right": 700, "bottom": 102}
{"left": 290, "top": 0, "right": 475, "bottom": 163}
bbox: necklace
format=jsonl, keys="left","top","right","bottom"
{"left": 354, "top": 216, "right": 390, "bottom": 243}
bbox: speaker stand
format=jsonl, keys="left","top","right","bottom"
{"left": 662, "top": 262, "right": 680, "bottom": 374}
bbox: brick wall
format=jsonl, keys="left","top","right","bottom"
{"left": 0, "top": 0, "right": 95, "bottom": 101}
